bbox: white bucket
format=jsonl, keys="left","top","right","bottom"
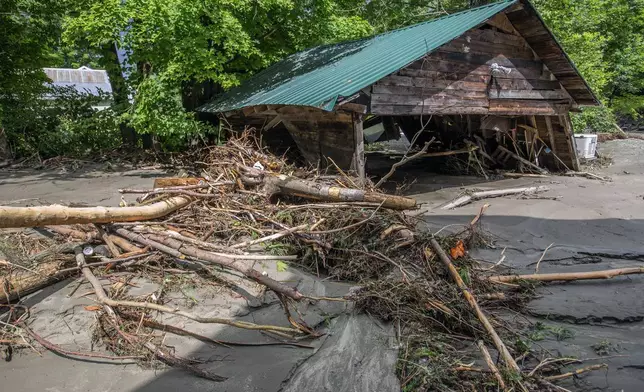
{"left": 573, "top": 134, "right": 598, "bottom": 159}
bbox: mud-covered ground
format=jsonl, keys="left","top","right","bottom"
{"left": 1, "top": 138, "right": 644, "bottom": 391}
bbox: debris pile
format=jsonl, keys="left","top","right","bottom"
{"left": 0, "top": 131, "right": 630, "bottom": 390}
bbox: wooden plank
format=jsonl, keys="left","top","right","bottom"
{"left": 445, "top": 38, "right": 535, "bottom": 59}
{"left": 372, "top": 93, "right": 488, "bottom": 106}
{"left": 372, "top": 86, "right": 488, "bottom": 98}
{"left": 371, "top": 104, "right": 490, "bottom": 115}
{"left": 490, "top": 78, "right": 561, "bottom": 90}
{"left": 489, "top": 99, "right": 570, "bottom": 115}
{"left": 488, "top": 89, "right": 569, "bottom": 100}
{"left": 262, "top": 115, "right": 282, "bottom": 131}
{"left": 281, "top": 119, "right": 320, "bottom": 165}
{"left": 351, "top": 114, "right": 365, "bottom": 181}
{"left": 389, "top": 71, "right": 491, "bottom": 84}
{"left": 402, "top": 61, "right": 546, "bottom": 79}
{"left": 544, "top": 116, "right": 558, "bottom": 157}
{"left": 373, "top": 81, "right": 489, "bottom": 94}
{"left": 559, "top": 114, "right": 580, "bottom": 170}
{"left": 334, "top": 102, "right": 367, "bottom": 114}
{"left": 485, "top": 13, "right": 519, "bottom": 35}
{"left": 497, "top": 145, "right": 548, "bottom": 174}
{"left": 464, "top": 28, "right": 528, "bottom": 46}
{"left": 432, "top": 51, "right": 543, "bottom": 70}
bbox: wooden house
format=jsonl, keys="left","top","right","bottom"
{"left": 198, "top": 0, "right": 599, "bottom": 177}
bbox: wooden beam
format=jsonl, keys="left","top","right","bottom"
{"left": 559, "top": 114, "right": 580, "bottom": 171}
{"left": 334, "top": 102, "right": 367, "bottom": 114}
{"left": 497, "top": 145, "right": 548, "bottom": 174}
{"left": 262, "top": 115, "right": 282, "bottom": 131}
{"left": 486, "top": 13, "right": 519, "bottom": 35}
{"left": 351, "top": 114, "right": 365, "bottom": 181}
{"left": 544, "top": 116, "right": 558, "bottom": 158}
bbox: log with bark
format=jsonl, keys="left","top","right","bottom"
{"left": 238, "top": 167, "right": 416, "bottom": 210}
{"left": 0, "top": 196, "right": 191, "bottom": 228}
{"left": 1, "top": 256, "right": 74, "bottom": 304}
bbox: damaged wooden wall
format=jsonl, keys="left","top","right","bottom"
{"left": 239, "top": 105, "right": 364, "bottom": 174}
{"left": 367, "top": 11, "right": 581, "bottom": 170}
{"left": 370, "top": 25, "right": 572, "bottom": 117}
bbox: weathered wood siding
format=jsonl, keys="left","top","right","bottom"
{"left": 275, "top": 107, "right": 356, "bottom": 169}
{"left": 506, "top": 3, "right": 596, "bottom": 106}
{"left": 371, "top": 25, "right": 573, "bottom": 116}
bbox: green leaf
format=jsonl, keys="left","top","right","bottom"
{"left": 276, "top": 260, "right": 288, "bottom": 272}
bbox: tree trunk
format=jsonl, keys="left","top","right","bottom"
{"left": 0, "top": 196, "right": 191, "bottom": 228}
{"left": 262, "top": 174, "right": 416, "bottom": 210}
{"left": 1, "top": 257, "right": 74, "bottom": 304}
{"left": 101, "top": 42, "right": 136, "bottom": 145}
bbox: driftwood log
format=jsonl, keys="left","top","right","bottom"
{"left": 0, "top": 196, "right": 191, "bottom": 228}
{"left": 441, "top": 186, "right": 549, "bottom": 210}
{"left": 489, "top": 267, "right": 644, "bottom": 283}
{"left": 238, "top": 167, "right": 416, "bottom": 210}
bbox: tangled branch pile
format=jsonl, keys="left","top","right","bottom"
{"left": 0, "top": 131, "right": 618, "bottom": 390}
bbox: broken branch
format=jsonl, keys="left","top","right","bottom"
{"left": 489, "top": 267, "right": 644, "bottom": 283}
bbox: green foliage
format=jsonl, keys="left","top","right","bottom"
{"left": 3, "top": 0, "right": 644, "bottom": 156}
{"left": 276, "top": 261, "right": 289, "bottom": 272}
{"left": 612, "top": 95, "right": 644, "bottom": 119}
{"left": 0, "top": 0, "right": 63, "bottom": 131}
{"left": 124, "top": 75, "right": 209, "bottom": 150}
{"left": 534, "top": 0, "right": 644, "bottom": 117}
{"left": 5, "top": 87, "right": 121, "bottom": 158}
{"left": 61, "top": 0, "right": 374, "bottom": 146}
{"left": 571, "top": 106, "right": 618, "bottom": 133}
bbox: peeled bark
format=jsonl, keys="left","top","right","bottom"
{"left": 263, "top": 174, "right": 416, "bottom": 210}
{"left": 0, "top": 197, "right": 191, "bottom": 228}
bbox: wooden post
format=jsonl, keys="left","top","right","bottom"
{"left": 544, "top": 116, "right": 559, "bottom": 169}
{"left": 351, "top": 113, "right": 365, "bottom": 181}
{"left": 559, "top": 114, "right": 580, "bottom": 171}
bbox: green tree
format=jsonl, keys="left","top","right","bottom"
{"left": 63, "top": 0, "right": 374, "bottom": 145}
{"left": 534, "top": 0, "right": 644, "bottom": 124}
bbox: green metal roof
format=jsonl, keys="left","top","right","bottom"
{"left": 199, "top": 0, "right": 518, "bottom": 113}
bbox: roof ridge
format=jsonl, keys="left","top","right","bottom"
{"left": 274, "top": 0, "right": 517, "bottom": 67}
{"left": 370, "top": 0, "right": 517, "bottom": 39}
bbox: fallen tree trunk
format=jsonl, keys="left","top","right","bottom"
{"left": 441, "top": 186, "right": 549, "bottom": 210}
{"left": 113, "top": 228, "right": 303, "bottom": 300}
{"left": 1, "top": 257, "right": 74, "bottom": 304}
{"left": 261, "top": 173, "right": 416, "bottom": 210}
{"left": 0, "top": 197, "right": 191, "bottom": 228}
{"left": 488, "top": 267, "right": 644, "bottom": 283}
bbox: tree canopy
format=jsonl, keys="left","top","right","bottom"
{"left": 1, "top": 0, "right": 643, "bottom": 157}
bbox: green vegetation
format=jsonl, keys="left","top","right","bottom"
{"left": 2, "top": 0, "right": 642, "bottom": 158}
